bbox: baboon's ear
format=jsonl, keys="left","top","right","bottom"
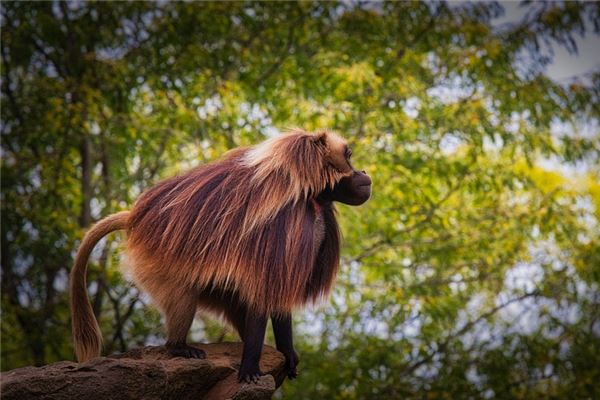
{"left": 312, "top": 131, "right": 328, "bottom": 146}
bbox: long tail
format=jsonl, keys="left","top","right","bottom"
{"left": 70, "top": 211, "right": 130, "bottom": 362}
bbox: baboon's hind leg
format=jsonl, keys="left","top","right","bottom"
{"left": 160, "top": 289, "right": 205, "bottom": 359}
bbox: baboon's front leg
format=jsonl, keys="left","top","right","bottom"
{"left": 272, "top": 313, "right": 299, "bottom": 379}
{"left": 238, "top": 312, "right": 267, "bottom": 383}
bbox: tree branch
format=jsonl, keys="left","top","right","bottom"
{"left": 400, "top": 291, "right": 539, "bottom": 376}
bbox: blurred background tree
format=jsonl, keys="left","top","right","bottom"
{"left": 1, "top": 1, "right": 599, "bottom": 398}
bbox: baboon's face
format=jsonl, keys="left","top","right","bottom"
{"left": 323, "top": 144, "right": 371, "bottom": 206}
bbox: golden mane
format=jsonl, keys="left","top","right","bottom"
{"left": 240, "top": 129, "right": 350, "bottom": 232}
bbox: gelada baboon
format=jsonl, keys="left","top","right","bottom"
{"left": 70, "top": 129, "right": 372, "bottom": 382}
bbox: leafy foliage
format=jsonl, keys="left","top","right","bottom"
{"left": 1, "top": 1, "right": 599, "bottom": 398}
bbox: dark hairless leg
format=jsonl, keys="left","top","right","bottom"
{"left": 272, "top": 313, "right": 299, "bottom": 379}
{"left": 238, "top": 312, "right": 267, "bottom": 383}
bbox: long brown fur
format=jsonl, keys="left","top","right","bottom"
{"left": 71, "top": 129, "right": 350, "bottom": 362}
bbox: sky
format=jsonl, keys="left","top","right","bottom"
{"left": 494, "top": 1, "right": 600, "bottom": 82}
{"left": 489, "top": 1, "right": 599, "bottom": 178}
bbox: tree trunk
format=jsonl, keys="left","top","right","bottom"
{"left": 79, "top": 134, "right": 92, "bottom": 227}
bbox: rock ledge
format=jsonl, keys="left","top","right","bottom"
{"left": 0, "top": 342, "right": 286, "bottom": 400}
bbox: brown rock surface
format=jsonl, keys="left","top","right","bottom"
{"left": 0, "top": 342, "right": 287, "bottom": 400}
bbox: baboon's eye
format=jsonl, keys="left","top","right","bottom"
{"left": 345, "top": 147, "right": 352, "bottom": 159}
